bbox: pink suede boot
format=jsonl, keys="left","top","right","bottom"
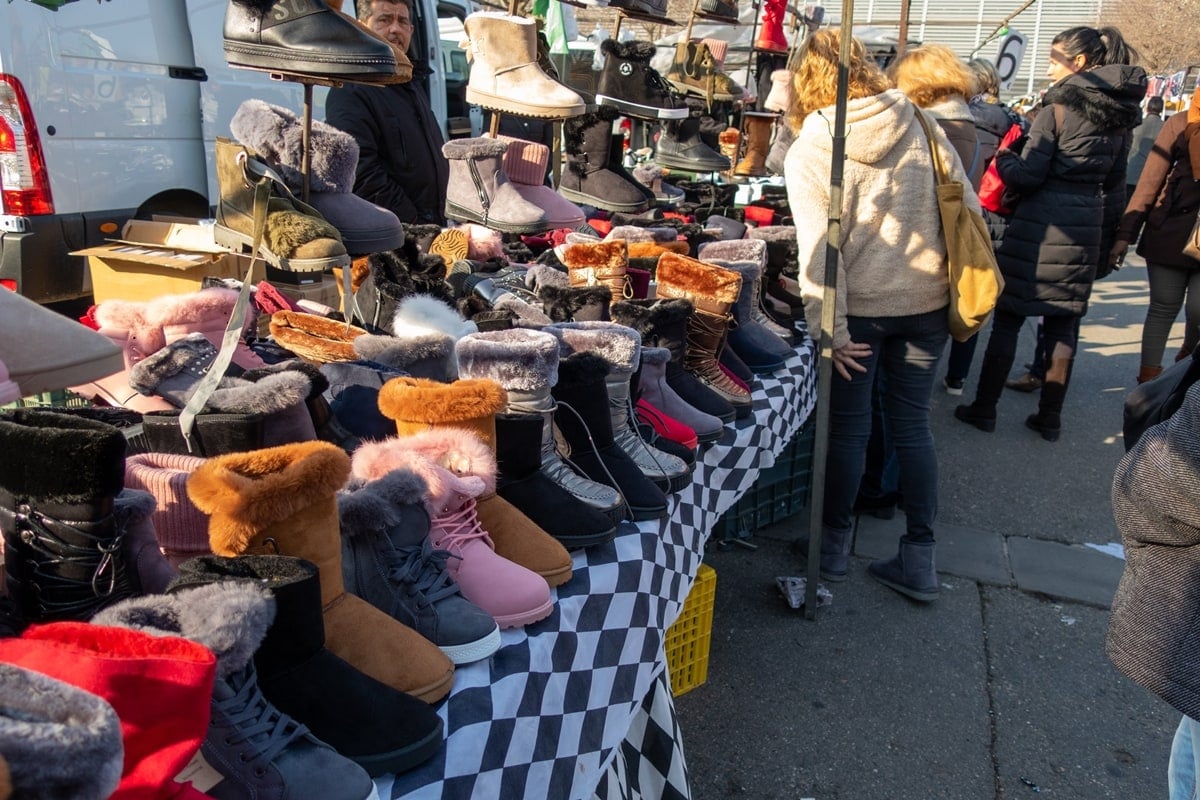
{"left": 70, "top": 300, "right": 174, "bottom": 412}
{"left": 146, "top": 287, "right": 264, "bottom": 370}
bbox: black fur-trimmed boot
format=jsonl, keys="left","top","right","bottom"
{"left": 595, "top": 39, "right": 688, "bottom": 120}
{"left": 0, "top": 409, "right": 136, "bottom": 623}
{"left": 538, "top": 284, "right": 614, "bottom": 322}
{"left": 560, "top": 106, "right": 651, "bottom": 214}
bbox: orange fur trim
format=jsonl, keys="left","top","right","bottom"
{"left": 377, "top": 377, "right": 507, "bottom": 424}
{"left": 561, "top": 240, "right": 628, "bottom": 270}
{"left": 187, "top": 441, "right": 351, "bottom": 556}
{"left": 269, "top": 310, "right": 366, "bottom": 364}
{"left": 627, "top": 241, "right": 688, "bottom": 259}
{"left": 656, "top": 252, "right": 742, "bottom": 305}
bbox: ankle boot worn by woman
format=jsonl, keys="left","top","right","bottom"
{"left": 442, "top": 138, "right": 548, "bottom": 233}
{"left": 214, "top": 138, "right": 350, "bottom": 276}
{"left": 377, "top": 378, "right": 573, "bottom": 586}
{"left": 462, "top": 12, "right": 586, "bottom": 118}
{"left": 0, "top": 410, "right": 137, "bottom": 624}
{"left": 168, "top": 555, "right": 444, "bottom": 776}
{"left": 793, "top": 524, "right": 854, "bottom": 582}
{"left": 1027, "top": 356, "right": 1074, "bottom": 442}
{"left": 656, "top": 253, "right": 753, "bottom": 417}
{"left": 455, "top": 329, "right": 630, "bottom": 532}
{"left": 186, "top": 440, "right": 455, "bottom": 703}
{"left": 94, "top": 582, "right": 385, "bottom": 796}
{"left": 867, "top": 536, "right": 939, "bottom": 603}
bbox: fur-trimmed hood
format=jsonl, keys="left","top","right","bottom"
{"left": 1045, "top": 64, "right": 1147, "bottom": 131}
{"left": 187, "top": 441, "right": 351, "bottom": 556}
{"left": 455, "top": 328, "right": 559, "bottom": 392}
{"left": 350, "top": 442, "right": 486, "bottom": 518}
{"left": 547, "top": 321, "right": 641, "bottom": 370}
{"left": 230, "top": 99, "right": 358, "bottom": 195}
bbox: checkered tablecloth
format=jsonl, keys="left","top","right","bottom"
{"left": 374, "top": 342, "right": 816, "bottom": 800}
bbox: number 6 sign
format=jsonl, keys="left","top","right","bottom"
{"left": 995, "top": 29, "right": 1027, "bottom": 91}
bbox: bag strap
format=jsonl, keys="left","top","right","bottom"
{"left": 966, "top": 138, "right": 981, "bottom": 178}
{"left": 913, "top": 109, "right": 949, "bottom": 187}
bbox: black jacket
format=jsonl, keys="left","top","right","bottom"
{"left": 993, "top": 64, "right": 1146, "bottom": 317}
{"left": 325, "top": 79, "right": 449, "bottom": 226}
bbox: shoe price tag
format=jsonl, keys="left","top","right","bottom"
{"left": 175, "top": 750, "right": 225, "bottom": 792}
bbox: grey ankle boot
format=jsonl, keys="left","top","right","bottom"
{"left": 636, "top": 346, "right": 725, "bottom": 444}
{"left": 697, "top": 239, "right": 795, "bottom": 348}
{"left": 867, "top": 537, "right": 939, "bottom": 603}
{"left": 443, "top": 138, "right": 548, "bottom": 234}
{"left": 93, "top": 582, "right": 379, "bottom": 800}
{"left": 549, "top": 322, "right": 691, "bottom": 493}
{"left": 0, "top": 662, "right": 124, "bottom": 800}
{"left": 794, "top": 525, "right": 854, "bottom": 582}
{"left": 456, "top": 328, "right": 629, "bottom": 524}
{"left": 338, "top": 471, "right": 501, "bottom": 665}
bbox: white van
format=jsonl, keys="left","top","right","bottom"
{"left": 0, "top": 0, "right": 474, "bottom": 304}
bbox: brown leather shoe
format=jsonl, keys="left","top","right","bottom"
{"left": 1005, "top": 371, "right": 1043, "bottom": 393}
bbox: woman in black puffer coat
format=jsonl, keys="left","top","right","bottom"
{"left": 956, "top": 26, "right": 1146, "bottom": 442}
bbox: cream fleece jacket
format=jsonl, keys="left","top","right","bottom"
{"left": 784, "top": 89, "right": 979, "bottom": 349}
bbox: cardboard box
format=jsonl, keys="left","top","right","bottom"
{"left": 277, "top": 275, "right": 340, "bottom": 312}
{"left": 72, "top": 220, "right": 263, "bottom": 303}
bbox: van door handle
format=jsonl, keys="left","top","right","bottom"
{"left": 168, "top": 66, "right": 208, "bottom": 82}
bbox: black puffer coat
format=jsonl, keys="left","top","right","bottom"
{"left": 993, "top": 64, "right": 1146, "bottom": 317}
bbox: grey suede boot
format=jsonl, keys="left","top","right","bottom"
{"left": 703, "top": 257, "right": 792, "bottom": 373}
{"left": 114, "top": 489, "right": 178, "bottom": 596}
{"left": 456, "top": 328, "right": 629, "bottom": 524}
{"left": 443, "top": 138, "right": 548, "bottom": 234}
{"left": 338, "top": 471, "right": 502, "bottom": 665}
{"left": 636, "top": 346, "right": 725, "bottom": 444}
{"left": 549, "top": 322, "right": 691, "bottom": 493}
{"left": 0, "top": 662, "right": 124, "bottom": 800}
{"left": 559, "top": 106, "right": 651, "bottom": 214}
{"left": 867, "top": 537, "right": 939, "bottom": 603}
{"left": 94, "top": 581, "right": 380, "bottom": 800}
{"left": 697, "top": 238, "right": 794, "bottom": 344}
{"left": 793, "top": 525, "right": 854, "bottom": 582}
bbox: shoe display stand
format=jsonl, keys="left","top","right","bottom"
{"left": 608, "top": 5, "right": 679, "bottom": 39}
{"left": 371, "top": 346, "right": 816, "bottom": 800}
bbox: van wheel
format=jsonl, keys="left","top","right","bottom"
{"left": 134, "top": 189, "right": 210, "bottom": 221}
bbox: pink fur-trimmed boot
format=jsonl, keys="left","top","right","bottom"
{"left": 145, "top": 287, "right": 264, "bottom": 370}
{"left": 352, "top": 441, "right": 555, "bottom": 630}
{"left": 70, "top": 299, "right": 174, "bottom": 412}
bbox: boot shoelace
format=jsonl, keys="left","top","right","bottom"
{"left": 385, "top": 538, "right": 463, "bottom": 610}
{"left": 13, "top": 506, "right": 128, "bottom": 619}
{"left": 645, "top": 68, "right": 679, "bottom": 105}
{"left": 219, "top": 663, "right": 310, "bottom": 771}
{"left": 610, "top": 392, "right": 673, "bottom": 477}
{"left": 553, "top": 399, "right": 630, "bottom": 508}
{"left": 505, "top": 398, "right": 624, "bottom": 506}
{"left": 433, "top": 500, "right": 494, "bottom": 554}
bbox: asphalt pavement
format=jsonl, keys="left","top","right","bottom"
{"left": 674, "top": 253, "right": 1183, "bottom": 799}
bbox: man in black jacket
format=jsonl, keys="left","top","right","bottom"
{"left": 326, "top": 0, "right": 449, "bottom": 226}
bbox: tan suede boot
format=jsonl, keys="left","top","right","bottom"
{"left": 561, "top": 240, "right": 630, "bottom": 302}
{"left": 666, "top": 40, "right": 742, "bottom": 106}
{"left": 463, "top": 12, "right": 585, "bottom": 118}
{"left": 735, "top": 112, "right": 775, "bottom": 177}
{"left": 377, "top": 376, "right": 573, "bottom": 587}
{"left": 187, "top": 440, "right": 454, "bottom": 703}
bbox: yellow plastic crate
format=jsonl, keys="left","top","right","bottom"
{"left": 665, "top": 563, "right": 717, "bottom": 697}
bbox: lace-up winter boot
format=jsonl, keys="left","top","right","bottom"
{"left": 0, "top": 410, "right": 137, "bottom": 624}
{"left": 551, "top": 353, "right": 668, "bottom": 520}
{"left": 610, "top": 298, "right": 736, "bottom": 426}
{"left": 339, "top": 470, "right": 501, "bottom": 665}
{"left": 376, "top": 378, "right": 574, "bottom": 587}
{"left": 168, "top": 555, "right": 444, "bottom": 775}
{"left": 0, "top": 662, "right": 124, "bottom": 800}
{"left": 456, "top": 329, "right": 630, "bottom": 530}
{"left": 656, "top": 253, "right": 752, "bottom": 417}
{"left": 698, "top": 254, "right": 791, "bottom": 373}
{"left": 354, "top": 447, "right": 554, "bottom": 629}
{"left": 753, "top": 0, "right": 789, "bottom": 52}
{"left": 443, "top": 138, "right": 548, "bottom": 233}
{"left": 655, "top": 113, "right": 732, "bottom": 173}
{"left": 561, "top": 239, "right": 630, "bottom": 302}
{"left": 560, "top": 106, "right": 651, "bottom": 214}
{"left": 0, "top": 621, "right": 216, "bottom": 799}
{"left": 699, "top": 238, "right": 795, "bottom": 344}
{"left": 94, "top": 582, "right": 379, "bottom": 800}
{"left": 187, "top": 440, "right": 455, "bottom": 703}
{"left": 124, "top": 452, "right": 213, "bottom": 568}
{"left": 462, "top": 13, "right": 586, "bottom": 118}
{"left": 595, "top": 40, "right": 688, "bottom": 120}
{"left": 223, "top": 0, "right": 398, "bottom": 83}
{"left": 734, "top": 112, "right": 775, "bottom": 177}
{"left": 867, "top": 536, "right": 939, "bottom": 603}
{"left": 550, "top": 323, "right": 691, "bottom": 493}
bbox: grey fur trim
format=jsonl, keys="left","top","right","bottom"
{"left": 206, "top": 371, "right": 311, "bottom": 414}
{"left": 442, "top": 137, "right": 508, "bottom": 160}
{"left": 547, "top": 322, "right": 641, "bottom": 370}
{"left": 455, "top": 329, "right": 559, "bottom": 392}
{"left": 525, "top": 263, "right": 570, "bottom": 291}
{"left": 114, "top": 488, "right": 157, "bottom": 523}
{"left": 640, "top": 346, "right": 671, "bottom": 365}
{"left": 230, "top": 99, "right": 358, "bottom": 194}
{"left": 128, "top": 332, "right": 216, "bottom": 395}
{"left": 0, "top": 663, "right": 123, "bottom": 800}
{"left": 354, "top": 332, "right": 453, "bottom": 367}
{"left": 746, "top": 225, "right": 797, "bottom": 242}
{"left": 698, "top": 238, "right": 766, "bottom": 265}
{"left": 338, "top": 469, "right": 429, "bottom": 538}
{"left": 493, "top": 294, "right": 553, "bottom": 326}
{"left": 702, "top": 257, "right": 759, "bottom": 280}
{"left": 93, "top": 582, "right": 275, "bottom": 679}
{"left": 241, "top": 359, "right": 329, "bottom": 399}
{"left": 606, "top": 225, "right": 676, "bottom": 244}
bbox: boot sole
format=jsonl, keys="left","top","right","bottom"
{"left": 596, "top": 94, "right": 689, "bottom": 120}
{"left": 445, "top": 201, "right": 550, "bottom": 235}
{"left": 557, "top": 187, "right": 649, "bottom": 214}
{"left": 793, "top": 549, "right": 848, "bottom": 583}
{"left": 466, "top": 87, "right": 586, "bottom": 119}
{"left": 439, "top": 625, "right": 502, "bottom": 665}
{"left": 1025, "top": 416, "right": 1061, "bottom": 442}
{"left": 222, "top": 45, "right": 402, "bottom": 83}
{"left": 495, "top": 597, "right": 555, "bottom": 629}
{"left": 353, "top": 719, "right": 446, "bottom": 777}
{"left": 553, "top": 526, "right": 618, "bottom": 550}
{"left": 953, "top": 407, "right": 996, "bottom": 432}
{"left": 868, "top": 569, "right": 939, "bottom": 603}
{"left": 214, "top": 223, "right": 349, "bottom": 273}
{"left": 629, "top": 502, "right": 670, "bottom": 521}
{"left": 653, "top": 151, "right": 732, "bottom": 173}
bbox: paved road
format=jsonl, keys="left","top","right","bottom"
{"left": 675, "top": 254, "right": 1183, "bottom": 799}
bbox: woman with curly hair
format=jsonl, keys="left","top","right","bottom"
{"left": 785, "top": 29, "right": 977, "bottom": 603}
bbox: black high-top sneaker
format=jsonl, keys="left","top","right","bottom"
{"left": 595, "top": 40, "right": 688, "bottom": 120}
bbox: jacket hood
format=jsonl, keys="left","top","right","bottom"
{"left": 1045, "top": 64, "right": 1147, "bottom": 131}
{"left": 970, "top": 98, "right": 1021, "bottom": 139}
{"left": 924, "top": 96, "right": 973, "bottom": 123}
{"left": 801, "top": 89, "right": 916, "bottom": 165}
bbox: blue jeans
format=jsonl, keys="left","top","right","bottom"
{"left": 822, "top": 308, "right": 949, "bottom": 540}
{"left": 1170, "top": 714, "right": 1200, "bottom": 799}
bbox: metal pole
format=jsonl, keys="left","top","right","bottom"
{"left": 803, "top": 0, "right": 853, "bottom": 620}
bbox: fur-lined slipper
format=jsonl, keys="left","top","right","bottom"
{"left": 656, "top": 252, "right": 742, "bottom": 306}
{"left": 547, "top": 321, "right": 641, "bottom": 370}
{"left": 188, "top": 440, "right": 350, "bottom": 556}
{"left": 698, "top": 238, "right": 767, "bottom": 265}
{"left": 377, "top": 376, "right": 507, "bottom": 431}
{"left": 270, "top": 311, "right": 367, "bottom": 364}
{"left": 454, "top": 329, "right": 559, "bottom": 393}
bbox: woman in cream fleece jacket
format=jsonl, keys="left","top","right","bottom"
{"left": 785, "top": 29, "right": 977, "bottom": 603}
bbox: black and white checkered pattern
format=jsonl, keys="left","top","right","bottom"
{"left": 373, "top": 343, "right": 816, "bottom": 800}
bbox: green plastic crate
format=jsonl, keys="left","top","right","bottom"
{"left": 711, "top": 424, "right": 815, "bottom": 545}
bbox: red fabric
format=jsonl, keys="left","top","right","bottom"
{"left": 978, "top": 122, "right": 1024, "bottom": 214}
{"left": 636, "top": 398, "right": 698, "bottom": 450}
{"left": 744, "top": 205, "right": 775, "bottom": 226}
{"left": 627, "top": 267, "right": 652, "bottom": 299}
{"left": 79, "top": 304, "right": 102, "bottom": 331}
{"left": 0, "top": 622, "right": 216, "bottom": 800}
{"left": 253, "top": 281, "right": 302, "bottom": 316}
{"left": 661, "top": 211, "right": 695, "bottom": 224}
{"left": 588, "top": 217, "right": 613, "bottom": 237}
